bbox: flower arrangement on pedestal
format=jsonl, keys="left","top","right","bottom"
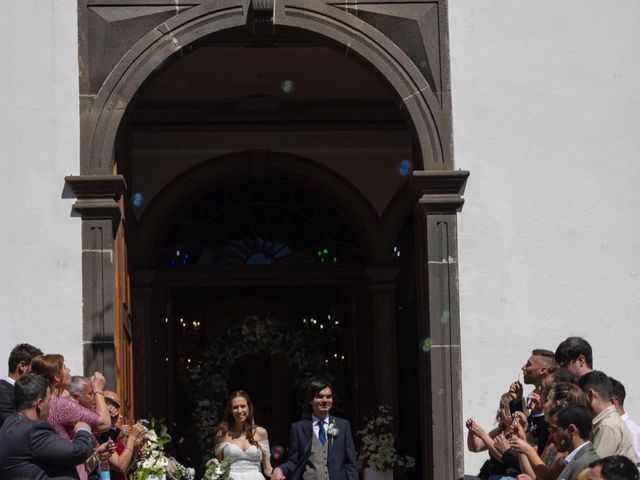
{"left": 133, "top": 419, "right": 195, "bottom": 480}
{"left": 357, "top": 406, "right": 416, "bottom": 475}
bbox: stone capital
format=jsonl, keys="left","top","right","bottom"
{"left": 65, "top": 174, "right": 127, "bottom": 219}
{"left": 410, "top": 170, "right": 469, "bottom": 213}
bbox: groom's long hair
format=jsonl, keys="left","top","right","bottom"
{"left": 215, "top": 390, "right": 258, "bottom": 446}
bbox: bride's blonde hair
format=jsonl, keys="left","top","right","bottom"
{"left": 215, "top": 390, "right": 257, "bottom": 446}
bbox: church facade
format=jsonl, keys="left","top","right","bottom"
{"left": 2, "top": 1, "right": 639, "bottom": 477}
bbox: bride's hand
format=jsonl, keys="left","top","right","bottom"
{"left": 271, "top": 467, "right": 286, "bottom": 480}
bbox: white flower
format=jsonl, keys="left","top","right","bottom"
{"left": 327, "top": 421, "right": 339, "bottom": 438}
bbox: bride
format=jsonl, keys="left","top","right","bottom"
{"left": 215, "top": 391, "right": 273, "bottom": 480}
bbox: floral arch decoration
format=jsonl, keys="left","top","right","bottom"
{"left": 188, "top": 316, "right": 326, "bottom": 460}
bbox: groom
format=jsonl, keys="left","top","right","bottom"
{"left": 272, "top": 378, "right": 357, "bottom": 480}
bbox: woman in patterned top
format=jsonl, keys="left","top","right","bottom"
{"left": 31, "top": 354, "right": 111, "bottom": 480}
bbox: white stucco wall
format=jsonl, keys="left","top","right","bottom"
{"left": 0, "top": 2, "right": 83, "bottom": 374}
{"left": 450, "top": 0, "right": 640, "bottom": 474}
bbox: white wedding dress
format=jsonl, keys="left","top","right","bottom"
{"left": 216, "top": 440, "right": 270, "bottom": 480}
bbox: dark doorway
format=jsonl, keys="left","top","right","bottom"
{"left": 121, "top": 25, "right": 424, "bottom": 478}
{"left": 167, "top": 285, "right": 355, "bottom": 467}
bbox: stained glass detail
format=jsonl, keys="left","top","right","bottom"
{"left": 159, "top": 181, "right": 361, "bottom": 266}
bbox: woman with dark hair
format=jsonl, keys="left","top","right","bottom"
{"left": 30, "top": 354, "right": 111, "bottom": 480}
{"left": 215, "top": 390, "right": 273, "bottom": 480}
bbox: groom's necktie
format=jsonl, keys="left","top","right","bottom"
{"left": 317, "top": 420, "right": 327, "bottom": 445}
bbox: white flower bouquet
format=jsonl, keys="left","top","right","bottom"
{"left": 133, "top": 419, "right": 195, "bottom": 480}
{"left": 202, "top": 458, "right": 231, "bottom": 480}
{"left": 357, "top": 406, "right": 415, "bottom": 473}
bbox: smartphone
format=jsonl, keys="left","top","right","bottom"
{"left": 107, "top": 427, "right": 121, "bottom": 442}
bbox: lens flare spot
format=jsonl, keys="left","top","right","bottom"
{"left": 421, "top": 337, "right": 433, "bottom": 353}
{"left": 397, "top": 159, "right": 413, "bottom": 177}
{"left": 132, "top": 192, "right": 144, "bottom": 207}
{"left": 281, "top": 80, "right": 295, "bottom": 94}
{"left": 272, "top": 445, "right": 285, "bottom": 460}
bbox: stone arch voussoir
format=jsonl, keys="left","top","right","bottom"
{"left": 86, "top": 0, "right": 448, "bottom": 174}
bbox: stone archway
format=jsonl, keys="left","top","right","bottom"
{"left": 68, "top": 2, "right": 469, "bottom": 478}
{"left": 81, "top": 1, "right": 448, "bottom": 174}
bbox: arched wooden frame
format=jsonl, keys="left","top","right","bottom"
{"left": 128, "top": 151, "right": 388, "bottom": 268}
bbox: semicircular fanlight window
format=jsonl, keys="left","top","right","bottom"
{"left": 159, "top": 181, "right": 362, "bottom": 267}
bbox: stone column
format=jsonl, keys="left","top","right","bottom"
{"left": 65, "top": 175, "right": 126, "bottom": 387}
{"left": 366, "top": 267, "right": 400, "bottom": 414}
{"left": 411, "top": 170, "right": 468, "bottom": 480}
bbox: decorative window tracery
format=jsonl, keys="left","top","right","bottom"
{"left": 160, "top": 181, "right": 361, "bottom": 266}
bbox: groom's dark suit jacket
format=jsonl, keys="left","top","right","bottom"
{"left": 0, "top": 379, "right": 15, "bottom": 427}
{"left": 279, "top": 416, "right": 357, "bottom": 480}
{"left": 0, "top": 411, "right": 96, "bottom": 479}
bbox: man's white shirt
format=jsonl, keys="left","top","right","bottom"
{"left": 563, "top": 441, "right": 591, "bottom": 465}
{"left": 621, "top": 412, "right": 640, "bottom": 466}
{"left": 312, "top": 415, "right": 330, "bottom": 440}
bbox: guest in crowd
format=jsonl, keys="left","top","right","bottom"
{"left": 0, "top": 343, "right": 42, "bottom": 427}
{"left": 579, "top": 372, "right": 637, "bottom": 463}
{"left": 510, "top": 382, "right": 587, "bottom": 479}
{"left": 466, "top": 392, "right": 521, "bottom": 479}
{"left": 555, "top": 338, "right": 593, "bottom": 379}
{"left": 510, "top": 349, "right": 557, "bottom": 454}
{"left": 552, "top": 404, "right": 600, "bottom": 480}
{"left": 69, "top": 376, "right": 99, "bottom": 411}
{"left": 610, "top": 378, "right": 640, "bottom": 466}
{"left": 0, "top": 373, "right": 97, "bottom": 479}
{"left": 31, "top": 355, "right": 111, "bottom": 480}
{"left": 588, "top": 455, "right": 640, "bottom": 479}
{"left": 96, "top": 390, "right": 144, "bottom": 479}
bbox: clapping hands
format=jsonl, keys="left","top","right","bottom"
{"left": 493, "top": 433, "right": 510, "bottom": 458}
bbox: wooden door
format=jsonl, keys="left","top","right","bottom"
{"left": 114, "top": 208, "right": 135, "bottom": 422}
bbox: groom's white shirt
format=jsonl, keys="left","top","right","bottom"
{"left": 311, "top": 415, "right": 330, "bottom": 441}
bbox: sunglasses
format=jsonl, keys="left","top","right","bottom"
{"left": 105, "top": 397, "right": 121, "bottom": 410}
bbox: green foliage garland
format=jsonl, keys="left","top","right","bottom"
{"left": 188, "top": 316, "right": 324, "bottom": 461}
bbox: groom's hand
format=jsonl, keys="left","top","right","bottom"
{"left": 271, "top": 467, "right": 286, "bottom": 480}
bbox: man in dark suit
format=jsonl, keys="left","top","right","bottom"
{"left": 553, "top": 403, "right": 600, "bottom": 480}
{"left": 0, "top": 343, "right": 43, "bottom": 427}
{"left": 272, "top": 378, "right": 357, "bottom": 480}
{"left": 0, "top": 373, "right": 97, "bottom": 479}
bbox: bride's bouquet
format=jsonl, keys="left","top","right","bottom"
{"left": 201, "top": 458, "right": 231, "bottom": 480}
{"left": 357, "top": 405, "right": 415, "bottom": 473}
{"left": 133, "top": 418, "right": 195, "bottom": 480}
